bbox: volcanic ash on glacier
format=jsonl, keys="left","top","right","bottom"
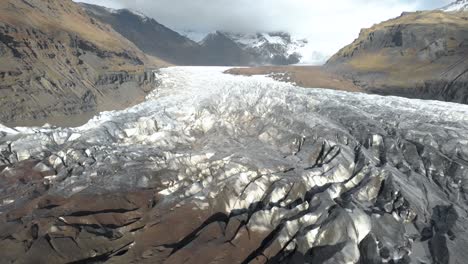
{"left": 1, "top": 67, "right": 468, "bottom": 263}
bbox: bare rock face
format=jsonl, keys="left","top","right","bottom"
{"left": 326, "top": 10, "right": 468, "bottom": 104}
{"left": 0, "top": 0, "right": 165, "bottom": 127}
{"left": 1, "top": 67, "right": 468, "bottom": 263}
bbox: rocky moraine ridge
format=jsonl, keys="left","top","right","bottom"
{"left": 0, "top": 67, "right": 468, "bottom": 263}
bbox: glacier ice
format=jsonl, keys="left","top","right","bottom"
{"left": 1, "top": 67, "right": 468, "bottom": 263}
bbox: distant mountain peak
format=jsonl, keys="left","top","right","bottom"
{"left": 441, "top": 0, "right": 468, "bottom": 11}
{"left": 80, "top": 3, "right": 151, "bottom": 22}
{"left": 128, "top": 9, "right": 148, "bottom": 19}
{"left": 221, "top": 31, "right": 326, "bottom": 64}
{"left": 178, "top": 30, "right": 209, "bottom": 42}
{"left": 200, "top": 31, "right": 235, "bottom": 45}
{"left": 117, "top": 9, "right": 151, "bottom": 22}
{"left": 179, "top": 29, "right": 328, "bottom": 65}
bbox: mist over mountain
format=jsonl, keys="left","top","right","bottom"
{"left": 80, "top": 3, "right": 325, "bottom": 65}
{"left": 76, "top": 0, "right": 452, "bottom": 55}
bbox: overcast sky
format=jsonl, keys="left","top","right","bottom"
{"left": 75, "top": 0, "right": 453, "bottom": 54}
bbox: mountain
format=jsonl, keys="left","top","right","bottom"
{"left": 184, "top": 30, "right": 327, "bottom": 65}
{"left": 1, "top": 67, "right": 468, "bottom": 263}
{"left": 81, "top": 3, "right": 318, "bottom": 66}
{"left": 0, "top": 0, "right": 166, "bottom": 127}
{"left": 198, "top": 31, "right": 313, "bottom": 66}
{"left": 223, "top": 32, "right": 305, "bottom": 65}
{"left": 198, "top": 31, "right": 255, "bottom": 65}
{"left": 441, "top": 0, "right": 468, "bottom": 11}
{"left": 326, "top": 9, "right": 468, "bottom": 104}
{"left": 80, "top": 3, "right": 201, "bottom": 65}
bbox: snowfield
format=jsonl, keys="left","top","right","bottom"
{"left": 441, "top": 0, "right": 468, "bottom": 11}
{"left": 1, "top": 67, "right": 468, "bottom": 263}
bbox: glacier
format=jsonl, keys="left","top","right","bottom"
{"left": 1, "top": 67, "right": 468, "bottom": 263}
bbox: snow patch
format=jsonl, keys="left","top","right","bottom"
{"left": 441, "top": 0, "right": 468, "bottom": 11}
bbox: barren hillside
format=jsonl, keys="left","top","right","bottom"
{"left": 0, "top": 0, "right": 167, "bottom": 126}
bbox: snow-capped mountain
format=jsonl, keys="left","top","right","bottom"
{"left": 83, "top": 3, "right": 328, "bottom": 66}
{"left": 227, "top": 32, "right": 330, "bottom": 65}
{"left": 224, "top": 32, "right": 306, "bottom": 65}
{"left": 180, "top": 30, "right": 328, "bottom": 65}
{"left": 441, "top": 0, "right": 468, "bottom": 11}
{"left": 83, "top": 3, "right": 327, "bottom": 66}
{"left": 179, "top": 30, "right": 211, "bottom": 43}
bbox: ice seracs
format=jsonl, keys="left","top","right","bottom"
{"left": 1, "top": 67, "right": 468, "bottom": 263}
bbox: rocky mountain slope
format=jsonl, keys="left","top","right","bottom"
{"left": 326, "top": 8, "right": 468, "bottom": 104}
{"left": 80, "top": 3, "right": 201, "bottom": 65}
{"left": 198, "top": 31, "right": 255, "bottom": 66}
{"left": 1, "top": 67, "right": 468, "bottom": 263}
{"left": 0, "top": 0, "right": 166, "bottom": 127}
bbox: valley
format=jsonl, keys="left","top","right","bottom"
{"left": 1, "top": 0, "right": 468, "bottom": 263}
{"left": 2, "top": 67, "right": 468, "bottom": 263}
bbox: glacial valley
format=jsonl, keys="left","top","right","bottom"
{"left": 1, "top": 67, "right": 468, "bottom": 263}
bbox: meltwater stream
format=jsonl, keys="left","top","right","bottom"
{"left": 1, "top": 67, "right": 468, "bottom": 263}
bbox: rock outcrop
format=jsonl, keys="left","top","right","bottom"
{"left": 326, "top": 10, "right": 468, "bottom": 104}
{"left": 1, "top": 67, "right": 468, "bottom": 263}
{"left": 0, "top": 0, "right": 166, "bottom": 127}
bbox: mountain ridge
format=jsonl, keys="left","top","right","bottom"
{"left": 80, "top": 3, "right": 323, "bottom": 66}
{"left": 325, "top": 9, "right": 468, "bottom": 103}
{"left": 80, "top": 3, "right": 202, "bottom": 65}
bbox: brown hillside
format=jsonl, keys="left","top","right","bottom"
{"left": 326, "top": 10, "right": 468, "bottom": 103}
{"left": 0, "top": 0, "right": 167, "bottom": 127}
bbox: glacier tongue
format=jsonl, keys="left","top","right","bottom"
{"left": 1, "top": 67, "right": 468, "bottom": 263}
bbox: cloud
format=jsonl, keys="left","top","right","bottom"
{"left": 75, "top": 0, "right": 453, "bottom": 54}
{"left": 78, "top": 0, "right": 124, "bottom": 9}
